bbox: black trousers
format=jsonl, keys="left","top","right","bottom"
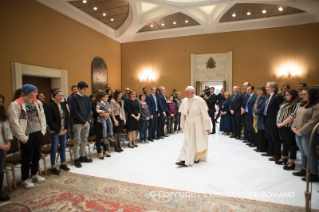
{"left": 94, "top": 122, "right": 109, "bottom": 153}
{"left": 246, "top": 113, "right": 256, "bottom": 144}
{"left": 157, "top": 113, "right": 165, "bottom": 138}
{"left": 20, "top": 131, "right": 43, "bottom": 181}
{"left": 242, "top": 113, "right": 248, "bottom": 139}
{"left": 257, "top": 130, "right": 268, "bottom": 152}
{"left": 209, "top": 112, "right": 216, "bottom": 133}
{"left": 231, "top": 112, "right": 241, "bottom": 137}
{"left": 278, "top": 127, "right": 297, "bottom": 159}
{"left": 148, "top": 112, "right": 158, "bottom": 139}
{"left": 0, "top": 151, "right": 6, "bottom": 189}
{"left": 265, "top": 119, "right": 281, "bottom": 157}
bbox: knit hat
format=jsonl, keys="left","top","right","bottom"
{"left": 22, "top": 84, "right": 38, "bottom": 96}
{"left": 52, "top": 88, "right": 62, "bottom": 97}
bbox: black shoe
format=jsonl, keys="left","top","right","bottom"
{"left": 0, "top": 190, "right": 10, "bottom": 201}
{"left": 243, "top": 140, "right": 250, "bottom": 143}
{"left": 235, "top": 137, "right": 241, "bottom": 140}
{"left": 80, "top": 156, "right": 93, "bottom": 163}
{"left": 163, "top": 135, "right": 169, "bottom": 137}
{"left": 283, "top": 162, "right": 295, "bottom": 170}
{"left": 275, "top": 159, "right": 288, "bottom": 165}
{"left": 249, "top": 144, "right": 257, "bottom": 147}
{"left": 254, "top": 148, "right": 258, "bottom": 151}
{"left": 99, "top": 156, "right": 104, "bottom": 160}
{"left": 104, "top": 153, "right": 111, "bottom": 157}
{"left": 160, "top": 136, "right": 164, "bottom": 139}
{"left": 134, "top": 144, "right": 138, "bottom": 147}
{"left": 261, "top": 153, "right": 273, "bottom": 157}
{"left": 210, "top": 132, "right": 216, "bottom": 134}
{"left": 293, "top": 169, "right": 306, "bottom": 176}
{"left": 175, "top": 161, "right": 187, "bottom": 166}
{"left": 229, "top": 135, "right": 236, "bottom": 138}
{"left": 269, "top": 156, "right": 278, "bottom": 161}
{"left": 74, "top": 159, "right": 82, "bottom": 168}
{"left": 155, "top": 137, "right": 160, "bottom": 140}
{"left": 129, "top": 145, "right": 134, "bottom": 148}
{"left": 246, "top": 142, "right": 252, "bottom": 145}
{"left": 302, "top": 173, "right": 319, "bottom": 182}
{"left": 149, "top": 139, "right": 154, "bottom": 142}
{"left": 215, "top": 121, "right": 219, "bottom": 123}
{"left": 256, "top": 149, "right": 261, "bottom": 152}
{"left": 51, "top": 167, "right": 61, "bottom": 175}
{"left": 240, "top": 137, "right": 247, "bottom": 140}
{"left": 194, "top": 160, "right": 199, "bottom": 163}
{"left": 60, "top": 164, "right": 70, "bottom": 171}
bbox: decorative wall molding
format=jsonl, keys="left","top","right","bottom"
{"left": 191, "top": 51, "right": 232, "bottom": 92}
{"left": 11, "top": 62, "right": 68, "bottom": 97}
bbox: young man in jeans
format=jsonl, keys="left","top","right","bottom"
{"left": 71, "top": 81, "right": 92, "bottom": 168}
{"left": 9, "top": 84, "right": 46, "bottom": 188}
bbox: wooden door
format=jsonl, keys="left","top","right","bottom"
{"left": 22, "top": 76, "right": 51, "bottom": 104}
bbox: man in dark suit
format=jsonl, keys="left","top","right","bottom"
{"left": 240, "top": 82, "right": 250, "bottom": 141}
{"left": 262, "top": 82, "right": 284, "bottom": 161}
{"left": 157, "top": 86, "right": 168, "bottom": 139}
{"left": 216, "top": 88, "right": 226, "bottom": 122}
{"left": 243, "top": 86, "right": 258, "bottom": 147}
{"left": 204, "top": 87, "right": 218, "bottom": 134}
{"left": 229, "top": 86, "right": 242, "bottom": 139}
{"left": 146, "top": 86, "right": 158, "bottom": 142}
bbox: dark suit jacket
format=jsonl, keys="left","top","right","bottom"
{"left": 229, "top": 93, "right": 242, "bottom": 114}
{"left": 264, "top": 93, "right": 285, "bottom": 124}
{"left": 158, "top": 94, "right": 168, "bottom": 114}
{"left": 252, "top": 96, "right": 266, "bottom": 130}
{"left": 146, "top": 94, "right": 157, "bottom": 116}
{"left": 246, "top": 93, "right": 257, "bottom": 116}
{"left": 241, "top": 92, "right": 249, "bottom": 109}
{"left": 205, "top": 93, "right": 218, "bottom": 114}
{"left": 46, "top": 102, "right": 70, "bottom": 133}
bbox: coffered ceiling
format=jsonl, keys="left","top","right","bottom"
{"left": 36, "top": 0, "right": 319, "bottom": 43}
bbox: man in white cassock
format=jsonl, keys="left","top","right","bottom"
{"left": 175, "top": 86, "right": 211, "bottom": 167}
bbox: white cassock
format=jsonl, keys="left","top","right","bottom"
{"left": 177, "top": 95, "right": 211, "bottom": 166}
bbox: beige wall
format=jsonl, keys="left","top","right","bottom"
{"left": 0, "top": 0, "right": 121, "bottom": 107}
{"left": 122, "top": 23, "right": 319, "bottom": 95}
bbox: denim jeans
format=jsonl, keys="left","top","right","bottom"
{"left": 50, "top": 133, "right": 67, "bottom": 166}
{"left": 140, "top": 119, "right": 148, "bottom": 141}
{"left": 100, "top": 117, "right": 114, "bottom": 138}
{"left": 295, "top": 133, "right": 319, "bottom": 174}
{"left": 167, "top": 116, "right": 174, "bottom": 134}
{"left": 174, "top": 112, "right": 181, "bottom": 131}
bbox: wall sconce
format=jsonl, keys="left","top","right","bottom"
{"left": 139, "top": 70, "right": 156, "bottom": 83}
{"left": 276, "top": 62, "right": 303, "bottom": 79}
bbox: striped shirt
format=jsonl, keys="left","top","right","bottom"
{"left": 276, "top": 103, "right": 299, "bottom": 127}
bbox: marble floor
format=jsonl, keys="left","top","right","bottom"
{"left": 6, "top": 130, "right": 319, "bottom": 209}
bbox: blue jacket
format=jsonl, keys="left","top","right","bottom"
{"left": 158, "top": 94, "right": 168, "bottom": 114}
{"left": 146, "top": 94, "right": 158, "bottom": 116}
{"left": 246, "top": 93, "right": 257, "bottom": 116}
{"left": 252, "top": 96, "right": 266, "bottom": 130}
{"left": 220, "top": 99, "right": 230, "bottom": 113}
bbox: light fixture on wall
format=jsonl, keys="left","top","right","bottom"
{"left": 139, "top": 69, "right": 156, "bottom": 83}
{"left": 276, "top": 62, "right": 303, "bottom": 79}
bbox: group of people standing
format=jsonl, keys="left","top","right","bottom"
{"left": 215, "top": 82, "right": 319, "bottom": 182}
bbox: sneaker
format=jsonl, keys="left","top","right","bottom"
{"left": 51, "top": 167, "right": 61, "bottom": 175}
{"left": 31, "top": 174, "right": 45, "bottom": 182}
{"left": 110, "top": 135, "right": 116, "bottom": 142}
{"left": 21, "top": 179, "right": 34, "bottom": 189}
{"left": 141, "top": 141, "right": 145, "bottom": 144}
{"left": 74, "top": 159, "right": 82, "bottom": 168}
{"left": 60, "top": 164, "right": 70, "bottom": 171}
{"left": 145, "top": 140, "right": 149, "bottom": 143}
{"left": 80, "top": 156, "right": 93, "bottom": 163}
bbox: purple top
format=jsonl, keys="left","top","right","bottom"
{"left": 167, "top": 101, "right": 177, "bottom": 115}
{"left": 139, "top": 101, "right": 150, "bottom": 120}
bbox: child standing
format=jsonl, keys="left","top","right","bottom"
{"left": 139, "top": 94, "right": 150, "bottom": 143}
{"left": 96, "top": 92, "right": 115, "bottom": 142}
{"left": 167, "top": 95, "right": 177, "bottom": 134}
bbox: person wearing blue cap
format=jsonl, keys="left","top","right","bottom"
{"left": 8, "top": 84, "right": 47, "bottom": 189}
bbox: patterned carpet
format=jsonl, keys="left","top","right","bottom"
{"left": 1, "top": 171, "right": 315, "bottom": 212}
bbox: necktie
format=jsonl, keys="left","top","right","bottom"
{"left": 263, "top": 97, "right": 270, "bottom": 115}
{"left": 245, "top": 96, "right": 251, "bottom": 112}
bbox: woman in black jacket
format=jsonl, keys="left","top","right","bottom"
{"left": 46, "top": 89, "right": 70, "bottom": 175}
